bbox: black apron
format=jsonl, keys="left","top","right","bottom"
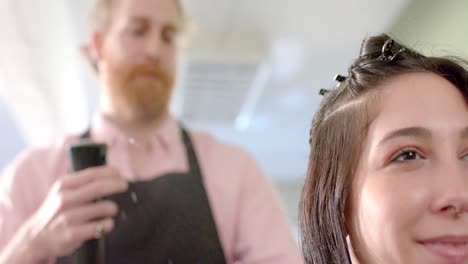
{"left": 58, "top": 127, "right": 227, "bottom": 264}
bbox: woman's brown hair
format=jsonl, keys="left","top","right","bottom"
{"left": 299, "top": 33, "right": 468, "bottom": 264}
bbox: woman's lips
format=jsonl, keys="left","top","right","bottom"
{"left": 419, "top": 236, "right": 468, "bottom": 262}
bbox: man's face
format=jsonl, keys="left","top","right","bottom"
{"left": 95, "top": 0, "right": 180, "bottom": 122}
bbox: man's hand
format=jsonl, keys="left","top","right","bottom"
{"left": 6, "top": 166, "right": 128, "bottom": 262}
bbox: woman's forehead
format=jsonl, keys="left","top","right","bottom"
{"left": 368, "top": 72, "right": 468, "bottom": 142}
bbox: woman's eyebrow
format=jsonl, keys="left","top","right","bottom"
{"left": 378, "top": 126, "right": 432, "bottom": 148}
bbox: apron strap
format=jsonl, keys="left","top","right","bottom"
{"left": 81, "top": 128, "right": 91, "bottom": 140}
{"left": 180, "top": 127, "right": 203, "bottom": 178}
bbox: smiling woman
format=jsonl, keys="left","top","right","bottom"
{"left": 300, "top": 34, "right": 468, "bottom": 264}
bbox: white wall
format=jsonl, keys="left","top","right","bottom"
{"left": 0, "top": 0, "right": 90, "bottom": 148}
{"left": 0, "top": 97, "right": 25, "bottom": 168}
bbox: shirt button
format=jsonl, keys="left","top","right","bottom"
{"left": 131, "top": 191, "right": 139, "bottom": 204}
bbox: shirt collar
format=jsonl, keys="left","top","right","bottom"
{"left": 90, "top": 112, "right": 180, "bottom": 150}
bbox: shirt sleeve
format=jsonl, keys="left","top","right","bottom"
{"left": 234, "top": 153, "right": 304, "bottom": 264}
{"left": 0, "top": 149, "right": 56, "bottom": 252}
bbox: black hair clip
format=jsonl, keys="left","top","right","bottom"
{"left": 319, "top": 89, "right": 330, "bottom": 96}
{"left": 380, "top": 39, "right": 405, "bottom": 62}
{"left": 334, "top": 74, "right": 347, "bottom": 83}
{"left": 319, "top": 74, "right": 348, "bottom": 96}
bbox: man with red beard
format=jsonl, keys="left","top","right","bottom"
{"left": 0, "top": 0, "right": 303, "bottom": 263}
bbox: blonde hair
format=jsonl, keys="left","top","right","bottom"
{"left": 81, "top": 0, "right": 191, "bottom": 71}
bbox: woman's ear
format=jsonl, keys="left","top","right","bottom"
{"left": 344, "top": 202, "right": 352, "bottom": 236}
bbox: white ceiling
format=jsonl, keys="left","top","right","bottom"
{"left": 178, "top": 0, "right": 410, "bottom": 179}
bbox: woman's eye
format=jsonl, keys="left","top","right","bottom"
{"left": 392, "top": 149, "right": 422, "bottom": 162}
{"left": 462, "top": 153, "right": 468, "bottom": 161}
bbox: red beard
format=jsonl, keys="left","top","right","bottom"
{"left": 111, "top": 64, "right": 175, "bottom": 122}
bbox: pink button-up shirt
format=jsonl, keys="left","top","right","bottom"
{"left": 0, "top": 114, "right": 304, "bottom": 263}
